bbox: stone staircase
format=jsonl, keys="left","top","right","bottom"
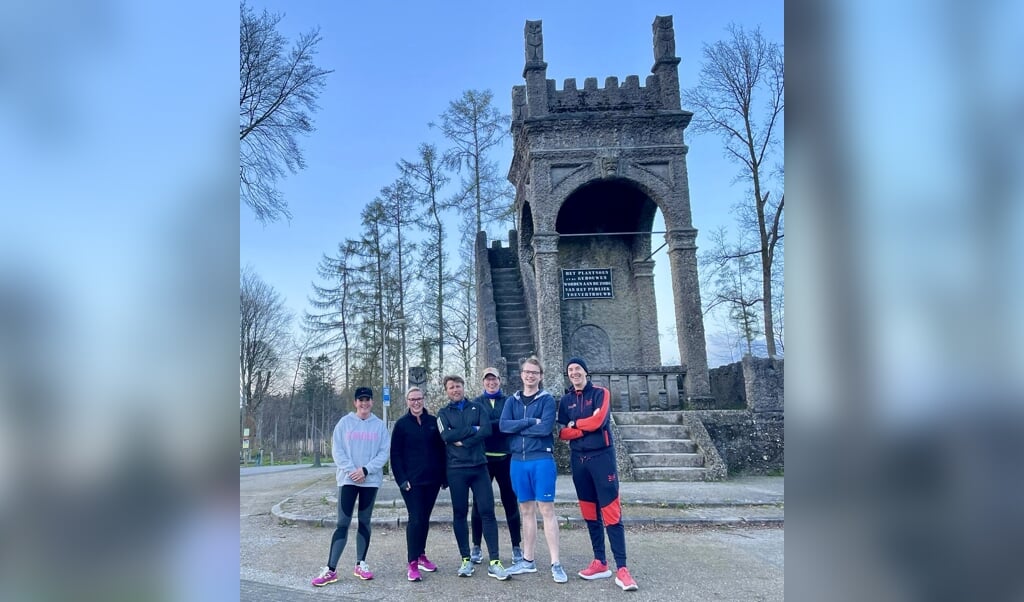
{"left": 488, "top": 246, "right": 535, "bottom": 392}
{"left": 614, "top": 411, "right": 710, "bottom": 481}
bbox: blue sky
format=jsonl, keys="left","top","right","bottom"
{"left": 241, "top": 0, "right": 784, "bottom": 367}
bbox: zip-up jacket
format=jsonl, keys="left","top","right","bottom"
{"left": 557, "top": 380, "right": 613, "bottom": 453}
{"left": 390, "top": 409, "right": 446, "bottom": 489}
{"left": 471, "top": 392, "right": 511, "bottom": 459}
{"left": 499, "top": 388, "right": 556, "bottom": 461}
{"left": 437, "top": 399, "right": 490, "bottom": 468}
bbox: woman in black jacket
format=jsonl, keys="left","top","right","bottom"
{"left": 390, "top": 386, "right": 446, "bottom": 582}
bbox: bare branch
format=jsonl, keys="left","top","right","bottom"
{"left": 240, "top": 1, "right": 333, "bottom": 223}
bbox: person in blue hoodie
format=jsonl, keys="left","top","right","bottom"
{"left": 468, "top": 366, "right": 523, "bottom": 566}
{"left": 311, "top": 386, "right": 391, "bottom": 587}
{"left": 436, "top": 375, "right": 510, "bottom": 581}
{"left": 499, "top": 356, "right": 568, "bottom": 583}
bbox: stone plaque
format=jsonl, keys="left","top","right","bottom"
{"left": 561, "top": 268, "right": 613, "bottom": 299}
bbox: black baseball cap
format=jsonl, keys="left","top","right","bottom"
{"left": 354, "top": 386, "right": 373, "bottom": 400}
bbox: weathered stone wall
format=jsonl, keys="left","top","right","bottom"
{"left": 695, "top": 410, "right": 784, "bottom": 475}
{"left": 559, "top": 237, "right": 646, "bottom": 370}
{"left": 475, "top": 231, "right": 503, "bottom": 374}
{"left": 709, "top": 361, "right": 747, "bottom": 409}
{"left": 743, "top": 356, "right": 784, "bottom": 412}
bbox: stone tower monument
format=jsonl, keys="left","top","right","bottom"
{"left": 503, "top": 16, "right": 712, "bottom": 401}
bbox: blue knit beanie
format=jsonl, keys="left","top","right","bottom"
{"left": 566, "top": 357, "right": 589, "bottom": 374}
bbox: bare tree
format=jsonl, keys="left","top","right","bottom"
{"left": 306, "top": 239, "right": 365, "bottom": 388}
{"left": 299, "top": 353, "right": 335, "bottom": 466}
{"left": 701, "top": 228, "right": 764, "bottom": 356}
{"left": 279, "top": 328, "right": 321, "bottom": 458}
{"left": 400, "top": 143, "right": 451, "bottom": 377}
{"left": 684, "top": 24, "right": 784, "bottom": 357}
{"left": 240, "top": 1, "right": 333, "bottom": 223}
{"left": 240, "top": 266, "right": 292, "bottom": 440}
{"left": 445, "top": 221, "right": 478, "bottom": 378}
{"left": 433, "top": 89, "right": 514, "bottom": 236}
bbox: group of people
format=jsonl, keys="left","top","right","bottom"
{"left": 310, "top": 356, "right": 639, "bottom": 592}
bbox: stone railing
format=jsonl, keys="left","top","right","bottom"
{"left": 584, "top": 367, "right": 688, "bottom": 412}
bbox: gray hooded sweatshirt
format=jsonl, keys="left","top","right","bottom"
{"left": 331, "top": 412, "right": 391, "bottom": 488}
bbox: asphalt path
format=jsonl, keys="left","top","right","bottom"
{"left": 241, "top": 467, "right": 784, "bottom": 601}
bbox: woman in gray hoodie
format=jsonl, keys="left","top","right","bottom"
{"left": 311, "top": 386, "right": 391, "bottom": 587}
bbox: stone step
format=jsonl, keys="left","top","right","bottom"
{"left": 493, "top": 295, "right": 525, "bottom": 305}
{"left": 629, "top": 452, "right": 704, "bottom": 468}
{"left": 502, "top": 340, "right": 534, "bottom": 348}
{"left": 501, "top": 348, "right": 536, "bottom": 362}
{"left": 499, "top": 332, "right": 533, "bottom": 343}
{"left": 487, "top": 272, "right": 520, "bottom": 282}
{"left": 501, "top": 340, "right": 533, "bottom": 349}
{"left": 498, "top": 323, "right": 530, "bottom": 332}
{"left": 623, "top": 439, "right": 697, "bottom": 454}
{"left": 493, "top": 283, "right": 524, "bottom": 291}
{"left": 495, "top": 308, "right": 527, "bottom": 318}
{"left": 498, "top": 321, "right": 530, "bottom": 330}
{"left": 495, "top": 305, "right": 528, "bottom": 315}
{"left": 495, "top": 303, "right": 526, "bottom": 311}
{"left": 613, "top": 411, "right": 685, "bottom": 425}
{"left": 632, "top": 467, "right": 709, "bottom": 481}
{"left": 617, "top": 424, "right": 690, "bottom": 440}
{"left": 492, "top": 287, "right": 521, "bottom": 293}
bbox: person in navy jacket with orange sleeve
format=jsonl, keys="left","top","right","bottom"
{"left": 557, "top": 357, "right": 638, "bottom": 591}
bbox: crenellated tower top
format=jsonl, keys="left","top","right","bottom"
{"left": 512, "top": 16, "right": 682, "bottom": 125}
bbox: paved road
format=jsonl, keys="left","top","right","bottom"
{"left": 241, "top": 467, "right": 783, "bottom": 601}
{"left": 240, "top": 465, "right": 328, "bottom": 519}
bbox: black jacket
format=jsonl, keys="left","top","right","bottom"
{"left": 472, "top": 392, "right": 511, "bottom": 458}
{"left": 437, "top": 399, "right": 490, "bottom": 468}
{"left": 390, "top": 409, "right": 446, "bottom": 489}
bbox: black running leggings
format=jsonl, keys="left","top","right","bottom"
{"left": 327, "top": 485, "right": 378, "bottom": 570}
{"left": 400, "top": 482, "right": 442, "bottom": 563}
{"left": 448, "top": 464, "right": 499, "bottom": 561}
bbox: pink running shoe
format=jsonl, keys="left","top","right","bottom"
{"left": 311, "top": 567, "right": 338, "bottom": 587}
{"left": 353, "top": 561, "right": 374, "bottom": 580}
{"left": 407, "top": 560, "right": 422, "bottom": 582}
{"left": 578, "top": 559, "right": 612, "bottom": 580}
{"left": 615, "top": 566, "right": 638, "bottom": 591}
{"left": 417, "top": 554, "right": 437, "bottom": 572}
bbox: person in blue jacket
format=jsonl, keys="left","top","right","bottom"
{"left": 500, "top": 356, "right": 567, "bottom": 583}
